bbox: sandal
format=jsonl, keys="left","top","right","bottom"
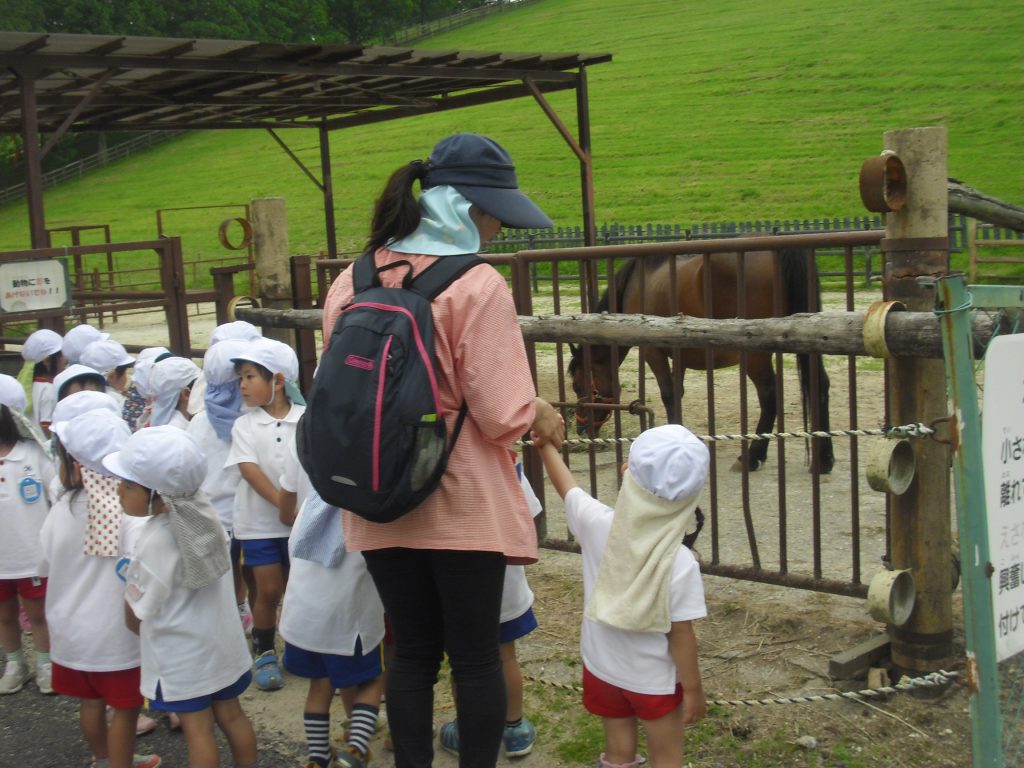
{"left": 136, "top": 714, "right": 158, "bottom": 736}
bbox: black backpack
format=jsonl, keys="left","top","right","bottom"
{"left": 297, "top": 251, "right": 484, "bottom": 522}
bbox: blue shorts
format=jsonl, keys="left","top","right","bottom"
{"left": 229, "top": 534, "right": 242, "bottom": 565}
{"left": 148, "top": 670, "right": 252, "bottom": 713}
{"left": 500, "top": 607, "right": 538, "bottom": 644}
{"left": 282, "top": 638, "right": 384, "bottom": 689}
{"left": 239, "top": 537, "right": 290, "bottom": 567}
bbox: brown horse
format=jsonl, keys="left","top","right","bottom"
{"left": 567, "top": 248, "right": 834, "bottom": 473}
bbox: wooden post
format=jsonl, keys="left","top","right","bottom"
{"left": 882, "top": 127, "right": 955, "bottom": 674}
{"left": 251, "top": 198, "right": 294, "bottom": 347}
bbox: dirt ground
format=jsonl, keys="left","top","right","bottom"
{"left": 63, "top": 301, "right": 973, "bottom": 767}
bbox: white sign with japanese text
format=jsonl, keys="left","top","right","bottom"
{"left": 0, "top": 259, "right": 70, "bottom": 313}
{"left": 982, "top": 334, "right": 1024, "bottom": 661}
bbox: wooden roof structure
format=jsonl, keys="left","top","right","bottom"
{"left": 0, "top": 31, "right": 611, "bottom": 252}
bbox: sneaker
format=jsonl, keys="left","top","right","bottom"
{"left": 0, "top": 660, "right": 32, "bottom": 694}
{"left": 438, "top": 719, "right": 460, "bottom": 756}
{"left": 333, "top": 745, "right": 368, "bottom": 768}
{"left": 253, "top": 650, "right": 283, "bottom": 691}
{"left": 238, "top": 603, "right": 254, "bottom": 636}
{"left": 36, "top": 661, "right": 54, "bottom": 695}
{"left": 503, "top": 718, "right": 537, "bottom": 757}
{"left": 132, "top": 755, "right": 161, "bottom": 768}
{"left": 136, "top": 713, "right": 158, "bottom": 736}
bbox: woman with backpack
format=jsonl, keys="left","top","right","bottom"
{"left": 320, "top": 133, "right": 564, "bottom": 768}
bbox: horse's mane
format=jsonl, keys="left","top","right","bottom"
{"left": 595, "top": 254, "right": 674, "bottom": 313}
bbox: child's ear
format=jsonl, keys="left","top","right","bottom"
{"left": 274, "top": 372, "right": 286, "bottom": 391}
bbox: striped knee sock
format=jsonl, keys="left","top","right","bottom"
{"left": 347, "top": 703, "right": 379, "bottom": 757}
{"left": 303, "top": 711, "right": 331, "bottom": 767}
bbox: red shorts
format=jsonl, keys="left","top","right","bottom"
{"left": 582, "top": 666, "right": 683, "bottom": 721}
{"left": 0, "top": 577, "right": 46, "bottom": 601}
{"left": 52, "top": 663, "right": 144, "bottom": 709}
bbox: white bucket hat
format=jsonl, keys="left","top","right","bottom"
{"left": 103, "top": 425, "right": 207, "bottom": 494}
{"left": 21, "top": 329, "right": 63, "bottom": 363}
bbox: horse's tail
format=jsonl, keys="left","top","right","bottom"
{"left": 780, "top": 248, "right": 834, "bottom": 472}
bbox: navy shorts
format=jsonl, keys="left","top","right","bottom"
{"left": 148, "top": 670, "right": 252, "bottom": 713}
{"left": 229, "top": 534, "right": 242, "bottom": 565}
{"left": 500, "top": 607, "right": 538, "bottom": 644}
{"left": 282, "top": 638, "right": 384, "bottom": 689}
{"left": 239, "top": 537, "right": 290, "bottom": 567}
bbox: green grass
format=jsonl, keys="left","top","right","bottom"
{"left": 1, "top": 0, "right": 1022, "bottom": 266}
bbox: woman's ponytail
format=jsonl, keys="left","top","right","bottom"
{"left": 365, "top": 161, "right": 428, "bottom": 254}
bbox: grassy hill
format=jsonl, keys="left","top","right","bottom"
{"left": 0, "top": 0, "right": 1021, "bottom": 256}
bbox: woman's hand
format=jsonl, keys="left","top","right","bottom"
{"left": 530, "top": 397, "right": 565, "bottom": 450}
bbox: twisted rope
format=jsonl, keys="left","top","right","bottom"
{"left": 518, "top": 422, "right": 935, "bottom": 448}
{"left": 524, "top": 669, "right": 959, "bottom": 707}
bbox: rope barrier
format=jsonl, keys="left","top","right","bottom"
{"left": 523, "top": 669, "right": 960, "bottom": 707}
{"left": 518, "top": 422, "right": 935, "bottom": 448}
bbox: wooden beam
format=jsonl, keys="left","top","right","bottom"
{"left": 948, "top": 179, "right": 1024, "bottom": 233}
{"left": 233, "top": 308, "right": 1009, "bottom": 359}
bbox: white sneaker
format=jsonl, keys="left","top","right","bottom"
{"left": 0, "top": 660, "right": 32, "bottom": 694}
{"left": 36, "top": 661, "right": 54, "bottom": 694}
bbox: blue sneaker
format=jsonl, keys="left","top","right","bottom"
{"left": 503, "top": 718, "right": 536, "bottom": 757}
{"left": 438, "top": 720, "right": 460, "bottom": 755}
{"left": 253, "top": 650, "right": 283, "bottom": 691}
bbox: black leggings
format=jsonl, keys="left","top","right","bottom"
{"left": 363, "top": 548, "right": 507, "bottom": 768}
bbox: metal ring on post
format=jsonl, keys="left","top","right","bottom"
{"left": 218, "top": 218, "right": 253, "bottom": 250}
{"left": 863, "top": 300, "right": 906, "bottom": 358}
{"left": 226, "top": 295, "right": 262, "bottom": 321}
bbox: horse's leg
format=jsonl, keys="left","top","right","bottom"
{"left": 646, "top": 347, "right": 682, "bottom": 424}
{"left": 745, "top": 354, "right": 777, "bottom": 471}
{"left": 816, "top": 358, "right": 835, "bottom": 474}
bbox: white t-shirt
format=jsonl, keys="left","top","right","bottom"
{"left": 500, "top": 463, "right": 540, "bottom": 623}
{"left": 279, "top": 441, "right": 385, "bottom": 655}
{"left": 124, "top": 514, "right": 251, "bottom": 701}
{"left": 166, "top": 410, "right": 190, "bottom": 431}
{"left": 187, "top": 412, "right": 240, "bottom": 532}
{"left": 565, "top": 487, "right": 707, "bottom": 695}
{"left": 31, "top": 379, "right": 56, "bottom": 433}
{"left": 224, "top": 402, "right": 305, "bottom": 540}
{"left": 0, "top": 440, "right": 55, "bottom": 579}
{"left": 38, "top": 489, "right": 142, "bottom": 671}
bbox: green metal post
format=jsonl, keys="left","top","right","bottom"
{"left": 935, "top": 274, "right": 1003, "bottom": 768}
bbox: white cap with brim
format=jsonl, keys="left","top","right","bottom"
{"left": 0, "top": 374, "right": 27, "bottom": 412}
{"left": 627, "top": 424, "right": 710, "bottom": 502}
{"left": 21, "top": 329, "right": 63, "bottom": 363}
{"left": 230, "top": 337, "right": 298, "bottom": 382}
{"left": 54, "top": 409, "right": 131, "bottom": 475}
{"left": 203, "top": 339, "right": 249, "bottom": 386}
{"left": 79, "top": 339, "right": 135, "bottom": 375}
{"left": 423, "top": 133, "right": 553, "bottom": 230}
{"left": 210, "top": 321, "right": 261, "bottom": 346}
{"left": 102, "top": 425, "right": 207, "bottom": 494}
{"left": 50, "top": 390, "right": 121, "bottom": 435}
{"left": 61, "top": 325, "right": 109, "bottom": 364}
{"left": 53, "top": 364, "right": 107, "bottom": 399}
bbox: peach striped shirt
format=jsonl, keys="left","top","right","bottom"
{"left": 321, "top": 249, "right": 539, "bottom": 564}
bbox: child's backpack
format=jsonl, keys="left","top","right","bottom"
{"left": 298, "top": 251, "right": 484, "bottom": 522}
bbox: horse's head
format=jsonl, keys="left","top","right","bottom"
{"left": 567, "top": 342, "right": 618, "bottom": 436}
